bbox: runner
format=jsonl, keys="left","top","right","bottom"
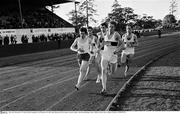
{"left": 121, "top": 25, "right": 138, "bottom": 77}
{"left": 100, "top": 21, "right": 123, "bottom": 94}
{"left": 96, "top": 22, "right": 108, "bottom": 83}
{"left": 70, "top": 27, "right": 91, "bottom": 90}
{"left": 83, "top": 26, "right": 101, "bottom": 82}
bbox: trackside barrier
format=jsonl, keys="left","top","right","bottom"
{"left": 0, "top": 40, "right": 74, "bottom": 58}
{"left": 105, "top": 49, "right": 177, "bottom": 111}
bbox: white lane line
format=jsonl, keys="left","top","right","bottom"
{"left": 134, "top": 45, "right": 177, "bottom": 60}
{"left": 0, "top": 68, "right": 79, "bottom": 92}
{"left": 0, "top": 68, "right": 79, "bottom": 104}
{"left": 0, "top": 55, "right": 76, "bottom": 75}
{"left": 0, "top": 72, "right": 79, "bottom": 110}
{"left": 0, "top": 59, "right": 77, "bottom": 86}
{"left": 136, "top": 41, "right": 178, "bottom": 55}
{"left": 0, "top": 53, "right": 76, "bottom": 70}
{"left": 0, "top": 57, "right": 77, "bottom": 83}
{"left": 0, "top": 49, "right": 75, "bottom": 67}
{"left": 45, "top": 82, "right": 90, "bottom": 111}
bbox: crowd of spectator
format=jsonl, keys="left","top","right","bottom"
{"left": 32, "top": 33, "right": 76, "bottom": 43}
{"left": 0, "top": 6, "right": 77, "bottom": 46}
{"left": 0, "top": 35, "right": 17, "bottom": 46}
{"left": 0, "top": 7, "right": 73, "bottom": 29}
{"left": 0, "top": 33, "right": 76, "bottom": 46}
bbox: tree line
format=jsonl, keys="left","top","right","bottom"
{"left": 68, "top": 0, "right": 180, "bottom": 32}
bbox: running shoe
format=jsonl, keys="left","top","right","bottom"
{"left": 100, "top": 89, "right": 107, "bottom": 95}
{"left": 75, "top": 86, "right": 79, "bottom": 91}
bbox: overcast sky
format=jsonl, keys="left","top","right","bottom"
{"left": 53, "top": 0, "right": 180, "bottom": 26}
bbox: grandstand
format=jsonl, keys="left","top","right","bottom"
{"left": 0, "top": 0, "right": 76, "bottom": 29}
{"left": 0, "top": 0, "right": 78, "bottom": 57}
{"left": 0, "top": 0, "right": 77, "bottom": 44}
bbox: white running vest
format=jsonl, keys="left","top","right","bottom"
{"left": 122, "top": 33, "right": 135, "bottom": 55}
{"left": 104, "top": 32, "right": 118, "bottom": 52}
{"left": 77, "top": 37, "right": 90, "bottom": 54}
{"left": 102, "top": 32, "right": 118, "bottom": 63}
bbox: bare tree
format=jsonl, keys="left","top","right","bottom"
{"left": 169, "top": 0, "right": 178, "bottom": 15}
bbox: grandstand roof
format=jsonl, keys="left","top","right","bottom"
{"left": 0, "top": 0, "right": 78, "bottom": 7}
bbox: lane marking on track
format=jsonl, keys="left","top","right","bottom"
{"left": 0, "top": 59, "right": 77, "bottom": 86}
{"left": 134, "top": 45, "right": 177, "bottom": 60}
{"left": 0, "top": 69, "right": 96, "bottom": 110}
{"left": 0, "top": 55, "right": 77, "bottom": 75}
{"left": 0, "top": 72, "right": 79, "bottom": 110}
{"left": 45, "top": 82, "right": 90, "bottom": 111}
{"left": 135, "top": 41, "right": 178, "bottom": 56}
{"left": 0, "top": 68, "right": 79, "bottom": 92}
{"left": 0, "top": 53, "right": 76, "bottom": 69}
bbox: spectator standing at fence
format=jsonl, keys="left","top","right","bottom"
{"left": 21, "top": 35, "right": 25, "bottom": 43}
{"left": 70, "top": 27, "right": 91, "bottom": 90}
{"left": 32, "top": 35, "right": 36, "bottom": 43}
{"left": 4, "top": 35, "right": 9, "bottom": 45}
{"left": 10, "top": 35, "right": 14, "bottom": 44}
{"left": 24, "top": 35, "right": 28, "bottom": 43}
{"left": 158, "top": 29, "right": 161, "bottom": 38}
{"left": 21, "top": 35, "right": 29, "bottom": 44}
{"left": 14, "top": 35, "right": 17, "bottom": 44}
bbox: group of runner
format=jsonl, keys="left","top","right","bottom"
{"left": 70, "top": 21, "right": 138, "bottom": 94}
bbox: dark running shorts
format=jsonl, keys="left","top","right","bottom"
{"left": 77, "top": 53, "right": 90, "bottom": 65}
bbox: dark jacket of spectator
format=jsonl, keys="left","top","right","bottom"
{"left": 4, "top": 35, "right": 9, "bottom": 45}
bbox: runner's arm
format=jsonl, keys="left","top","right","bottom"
{"left": 96, "top": 33, "right": 104, "bottom": 52}
{"left": 70, "top": 38, "right": 79, "bottom": 52}
{"left": 89, "top": 38, "right": 94, "bottom": 53}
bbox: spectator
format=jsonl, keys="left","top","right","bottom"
{"left": 14, "top": 35, "right": 17, "bottom": 44}
{"left": 158, "top": 29, "right": 161, "bottom": 38}
{"left": 21, "top": 35, "right": 28, "bottom": 43}
{"left": 4, "top": 35, "right": 9, "bottom": 45}
{"left": 10, "top": 35, "right": 14, "bottom": 44}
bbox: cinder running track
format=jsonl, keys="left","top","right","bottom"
{"left": 0, "top": 32, "right": 180, "bottom": 111}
